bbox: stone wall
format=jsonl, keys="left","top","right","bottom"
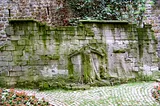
{"left": 0, "top": 19, "right": 158, "bottom": 84}
{"left": 144, "top": 0, "right": 160, "bottom": 69}
{"left": 0, "top": 0, "right": 159, "bottom": 85}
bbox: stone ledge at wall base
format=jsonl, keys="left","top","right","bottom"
{"left": 0, "top": 19, "right": 158, "bottom": 88}
{"left": 0, "top": 70, "right": 158, "bottom": 90}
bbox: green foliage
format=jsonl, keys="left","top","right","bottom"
{"left": 68, "top": 0, "right": 146, "bottom": 25}
{"left": 90, "top": 80, "right": 110, "bottom": 87}
{"left": 16, "top": 75, "right": 80, "bottom": 90}
{"left": 136, "top": 72, "right": 154, "bottom": 81}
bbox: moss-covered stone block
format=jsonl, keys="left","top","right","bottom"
{"left": 89, "top": 39, "right": 97, "bottom": 43}
{"left": 54, "top": 31, "right": 63, "bottom": 42}
{"left": 40, "top": 55, "right": 60, "bottom": 60}
{"left": 113, "top": 49, "right": 126, "bottom": 53}
{"left": 56, "top": 26, "right": 76, "bottom": 31}
{"left": 85, "top": 27, "right": 94, "bottom": 36}
{"left": 77, "top": 26, "right": 85, "bottom": 36}
{"left": 65, "top": 31, "right": 75, "bottom": 36}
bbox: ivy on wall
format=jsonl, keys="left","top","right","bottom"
{"left": 67, "top": 0, "right": 147, "bottom": 26}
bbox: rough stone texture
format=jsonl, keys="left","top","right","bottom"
{"left": 0, "top": 1, "right": 159, "bottom": 71}
{"left": 0, "top": 0, "right": 71, "bottom": 43}
{"left": 0, "top": 19, "right": 158, "bottom": 84}
{"left": 144, "top": 0, "right": 160, "bottom": 70}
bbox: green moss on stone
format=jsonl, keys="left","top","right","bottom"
{"left": 151, "top": 32, "right": 158, "bottom": 44}
{"left": 42, "top": 34, "right": 47, "bottom": 48}
{"left": 113, "top": 49, "right": 126, "bottom": 53}
{"left": 39, "top": 26, "right": 47, "bottom": 48}
{"left": 56, "top": 26, "right": 75, "bottom": 31}
{"left": 137, "top": 28, "right": 148, "bottom": 58}
{"left": 54, "top": 31, "right": 63, "bottom": 42}
{"left": 40, "top": 55, "right": 60, "bottom": 60}
{"left": 68, "top": 57, "right": 74, "bottom": 78}
{"left": 85, "top": 28, "right": 94, "bottom": 36}
{"left": 0, "top": 44, "right": 7, "bottom": 51}
{"left": 81, "top": 51, "right": 92, "bottom": 83}
{"left": 77, "top": 26, "right": 85, "bottom": 36}
{"left": 48, "top": 55, "right": 59, "bottom": 60}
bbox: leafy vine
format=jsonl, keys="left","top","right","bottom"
{"left": 67, "top": 0, "right": 147, "bottom": 26}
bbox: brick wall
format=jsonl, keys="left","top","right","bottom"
{"left": 0, "top": 0, "right": 71, "bottom": 38}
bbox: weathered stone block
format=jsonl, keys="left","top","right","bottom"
{"left": 0, "top": 66, "right": 8, "bottom": 72}
{"left": 10, "top": 36, "right": 21, "bottom": 40}
{"left": 94, "top": 36, "right": 102, "bottom": 40}
{"left": 13, "top": 59, "right": 27, "bottom": 66}
{"left": 2, "top": 55, "right": 12, "bottom": 61}
{"left": 15, "top": 30, "right": 25, "bottom": 36}
{"left": 18, "top": 39, "right": 31, "bottom": 46}
{"left": 24, "top": 46, "right": 33, "bottom": 52}
{"left": 151, "top": 54, "right": 159, "bottom": 62}
{"left": 128, "top": 49, "right": 137, "bottom": 58}
{"left": 21, "top": 66, "right": 29, "bottom": 71}
{"left": 39, "top": 35, "right": 51, "bottom": 40}
{"left": 9, "top": 71, "right": 23, "bottom": 76}
{"left": 71, "top": 55, "right": 81, "bottom": 65}
{"left": 12, "top": 66, "right": 22, "bottom": 71}
{"left": 148, "top": 44, "right": 155, "bottom": 53}
{"left": 77, "top": 27, "right": 85, "bottom": 36}
{"left": 86, "top": 37, "right": 93, "bottom": 40}
{"left": 0, "top": 56, "right": 3, "bottom": 61}
{"left": 0, "top": 51, "right": 12, "bottom": 56}
{"left": 8, "top": 62, "right": 16, "bottom": 67}
{"left": 0, "top": 62, "right": 8, "bottom": 66}
{"left": 89, "top": 39, "right": 97, "bottom": 43}
{"left": 5, "top": 45, "right": 15, "bottom": 50}
{"left": 5, "top": 25, "right": 14, "bottom": 36}
{"left": 13, "top": 51, "right": 23, "bottom": 56}
{"left": 65, "top": 31, "right": 76, "bottom": 36}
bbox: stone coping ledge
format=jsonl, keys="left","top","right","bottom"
{"left": 79, "top": 20, "right": 129, "bottom": 24}
{"left": 8, "top": 19, "right": 152, "bottom": 28}
{"left": 8, "top": 19, "right": 38, "bottom": 23}
{"left": 9, "top": 19, "right": 129, "bottom": 24}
